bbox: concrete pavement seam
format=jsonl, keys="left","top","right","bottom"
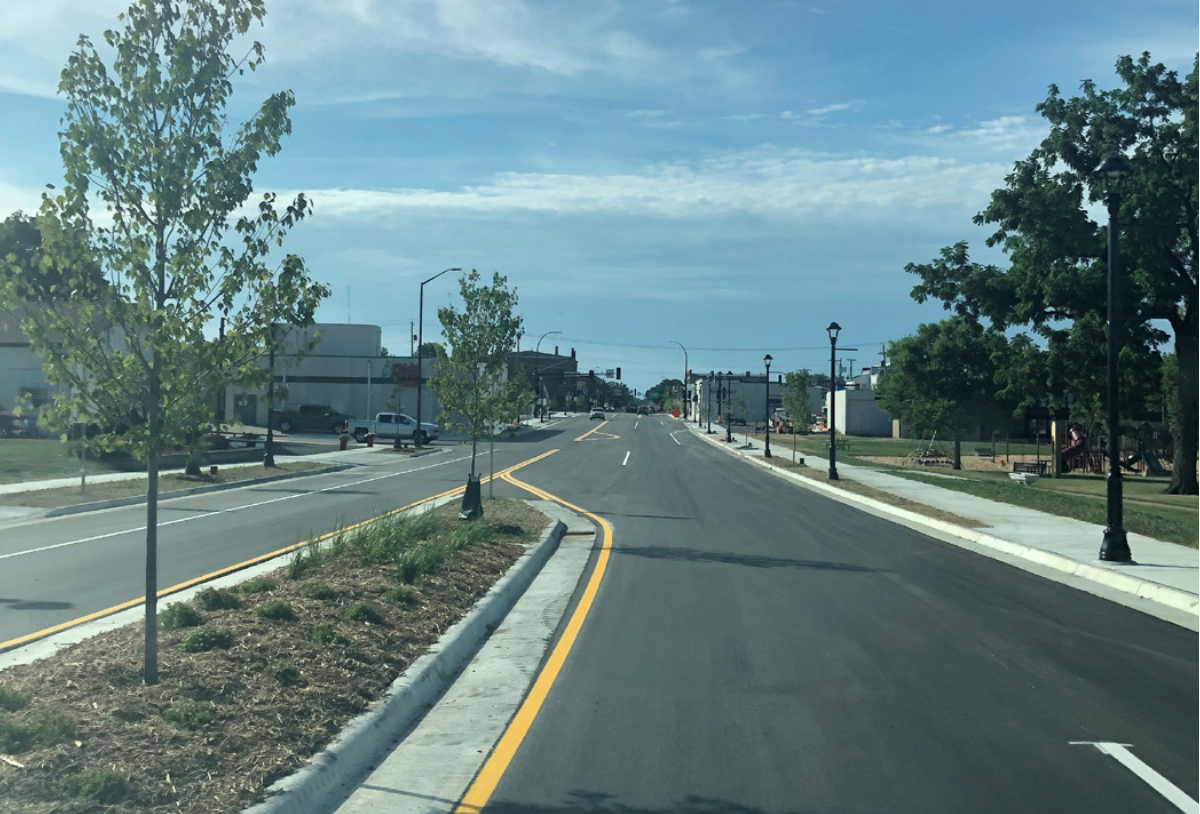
{"left": 242, "top": 515, "right": 569, "bottom": 814}
{"left": 39, "top": 464, "right": 359, "bottom": 519}
{"left": 685, "top": 422, "right": 1199, "bottom": 616}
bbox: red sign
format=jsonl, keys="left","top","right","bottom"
{"left": 671, "top": 408, "right": 681, "bottom": 418}
{"left": 391, "top": 363, "right": 420, "bottom": 388}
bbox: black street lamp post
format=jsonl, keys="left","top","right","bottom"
{"left": 535, "top": 330, "right": 561, "bottom": 423}
{"left": 263, "top": 333, "right": 277, "bottom": 468}
{"left": 827, "top": 322, "right": 840, "bottom": 480}
{"left": 411, "top": 267, "right": 462, "bottom": 450}
{"left": 725, "top": 371, "right": 734, "bottom": 444}
{"left": 1095, "top": 154, "right": 1134, "bottom": 563}
{"left": 671, "top": 341, "right": 688, "bottom": 420}
{"left": 715, "top": 371, "right": 724, "bottom": 436}
{"left": 763, "top": 354, "right": 773, "bottom": 458}
{"left": 707, "top": 371, "right": 715, "bottom": 434}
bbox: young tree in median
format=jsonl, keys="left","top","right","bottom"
{"left": 875, "top": 317, "right": 1010, "bottom": 469}
{"left": 430, "top": 270, "right": 527, "bottom": 492}
{"left": 0, "top": 0, "right": 329, "bottom": 684}
{"left": 905, "top": 53, "right": 1198, "bottom": 493}
{"left": 782, "top": 370, "right": 815, "bottom": 430}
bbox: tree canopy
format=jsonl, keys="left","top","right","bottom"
{"left": 905, "top": 52, "right": 1197, "bottom": 492}
{"left": 0, "top": 0, "right": 330, "bottom": 683}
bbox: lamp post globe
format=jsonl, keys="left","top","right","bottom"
{"left": 826, "top": 322, "right": 841, "bottom": 480}
{"left": 763, "top": 353, "right": 773, "bottom": 458}
{"left": 1093, "top": 154, "right": 1134, "bottom": 563}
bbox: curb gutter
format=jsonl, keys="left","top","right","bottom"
{"left": 41, "top": 464, "right": 357, "bottom": 518}
{"left": 693, "top": 427, "right": 1199, "bottom": 617}
{"left": 242, "top": 516, "right": 569, "bottom": 814}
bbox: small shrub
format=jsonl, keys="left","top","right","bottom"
{"left": 194, "top": 587, "right": 241, "bottom": 611}
{"left": 65, "top": 768, "right": 129, "bottom": 804}
{"left": 287, "top": 543, "right": 328, "bottom": 580}
{"left": 255, "top": 600, "right": 296, "bottom": 621}
{"left": 273, "top": 663, "right": 301, "bottom": 686}
{"left": 299, "top": 581, "right": 337, "bottom": 601}
{"left": 238, "top": 576, "right": 277, "bottom": 594}
{"left": 383, "top": 585, "right": 417, "bottom": 605}
{"left": 160, "top": 700, "right": 215, "bottom": 731}
{"left": 0, "top": 709, "right": 77, "bottom": 754}
{"left": 343, "top": 601, "right": 384, "bottom": 625}
{"left": 179, "top": 627, "right": 234, "bottom": 653}
{"left": 158, "top": 602, "right": 204, "bottom": 631}
{"left": 310, "top": 622, "right": 336, "bottom": 645}
{"left": 0, "top": 686, "right": 28, "bottom": 712}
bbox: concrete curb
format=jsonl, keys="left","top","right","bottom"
{"left": 41, "top": 464, "right": 358, "bottom": 518}
{"left": 242, "top": 515, "right": 569, "bottom": 814}
{"left": 689, "top": 425, "right": 1199, "bottom": 616}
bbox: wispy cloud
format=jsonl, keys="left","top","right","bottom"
{"left": 288, "top": 147, "right": 1007, "bottom": 225}
{"left": 624, "top": 109, "right": 689, "bottom": 128}
{"left": 807, "top": 101, "right": 853, "bottom": 116}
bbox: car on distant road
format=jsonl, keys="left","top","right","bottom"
{"left": 0, "top": 411, "right": 30, "bottom": 437}
{"left": 347, "top": 412, "right": 439, "bottom": 445}
{"left": 589, "top": 408, "right": 605, "bottom": 420}
{"left": 636, "top": 406, "right": 648, "bottom": 415}
{"left": 271, "top": 404, "right": 354, "bottom": 434}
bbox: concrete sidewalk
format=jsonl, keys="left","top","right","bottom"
{"left": 682, "top": 418, "right": 1198, "bottom": 612}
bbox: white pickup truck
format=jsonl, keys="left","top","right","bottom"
{"left": 347, "top": 412, "right": 440, "bottom": 445}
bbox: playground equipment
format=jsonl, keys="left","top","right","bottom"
{"left": 1060, "top": 423, "right": 1088, "bottom": 472}
{"left": 902, "top": 432, "right": 952, "bottom": 467}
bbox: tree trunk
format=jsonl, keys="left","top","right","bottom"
{"left": 1168, "top": 316, "right": 1198, "bottom": 494}
{"left": 144, "top": 450, "right": 159, "bottom": 685}
{"left": 952, "top": 436, "right": 962, "bottom": 470}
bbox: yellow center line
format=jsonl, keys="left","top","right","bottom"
{"left": 573, "top": 420, "right": 612, "bottom": 442}
{"left": 0, "top": 448, "right": 559, "bottom": 654}
{"left": 454, "top": 471, "right": 612, "bottom": 813}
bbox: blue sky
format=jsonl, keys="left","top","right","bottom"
{"left": 0, "top": 0, "right": 1195, "bottom": 393}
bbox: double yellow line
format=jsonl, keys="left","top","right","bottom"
{"left": 454, "top": 469, "right": 614, "bottom": 812}
{"left": 0, "top": 449, "right": 559, "bottom": 654}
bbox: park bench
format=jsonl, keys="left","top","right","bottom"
{"left": 1012, "top": 461, "right": 1048, "bottom": 475}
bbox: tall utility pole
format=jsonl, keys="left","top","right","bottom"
{"left": 671, "top": 341, "right": 688, "bottom": 419}
{"left": 409, "top": 320, "right": 414, "bottom": 357}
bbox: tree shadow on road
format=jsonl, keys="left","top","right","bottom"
{"left": 613, "top": 545, "right": 886, "bottom": 573}
{"left": 482, "top": 790, "right": 883, "bottom": 813}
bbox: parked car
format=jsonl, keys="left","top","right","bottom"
{"left": 271, "top": 404, "right": 354, "bottom": 434}
{"left": 347, "top": 412, "right": 439, "bottom": 445}
{"left": 637, "top": 406, "right": 648, "bottom": 415}
{"left": 0, "top": 411, "right": 30, "bottom": 437}
{"left": 589, "top": 407, "right": 605, "bottom": 420}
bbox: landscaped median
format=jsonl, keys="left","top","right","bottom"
{"left": 0, "top": 498, "right": 550, "bottom": 814}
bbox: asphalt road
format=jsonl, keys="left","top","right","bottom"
{"left": 472, "top": 414, "right": 1198, "bottom": 814}
{"left": 0, "top": 430, "right": 570, "bottom": 647}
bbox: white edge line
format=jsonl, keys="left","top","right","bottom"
{"left": 0, "top": 454, "right": 475, "bottom": 561}
{"left": 669, "top": 431, "right": 682, "bottom": 446}
{"left": 1071, "top": 742, "right": 1198, "bottom": 812}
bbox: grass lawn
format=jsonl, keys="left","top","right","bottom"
{"left": 2, "top": 461, "right": 327, "bottom": 509}
{"left": 752, "top": 432, "right": 1057, "bottom": 465}
{"left": 0, "top": 439, "right": 127, "bottom": 484}
{"left": 891, "top": 468, "right": 1198, "bottom": 548}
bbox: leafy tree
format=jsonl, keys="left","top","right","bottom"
{"left": 875, "top": 317, "right": 1011, "bottom": 469}
{"left": 782, "top": 370, "right": 815, "bottom": 430}
{"left": 0, "top": 0, "right": 329, "bottom": 684}
{"left": 0, "top": 210, "right": 104, "bottom": 300}
{"left": 430, "top": 270, "right": 527, "bottom": 486}
{"left": 418, "top": 341, "right": 446, "bottom": 358}
{"left": 905, "top": 53, "right": 1198, "bottom": 493}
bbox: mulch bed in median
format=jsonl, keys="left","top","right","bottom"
{"left": 0, "top": 498, "right": 547, "bottom": 814}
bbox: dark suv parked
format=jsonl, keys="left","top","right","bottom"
{"left": 271, "top": 404, "right": 354, "bottom": 434}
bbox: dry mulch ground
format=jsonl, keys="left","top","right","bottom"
{"left": 0, "top": 498, "right": 549, "bottom": 814}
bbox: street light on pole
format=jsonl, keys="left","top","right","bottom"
{"left": 410, "top": 267, "right": 461, "bottom": 450}
{"left": 670, "top": 341, "right": 688, "bottom": 419}
{"left": 763, "top": 353, "right": 773, "bottom": 458}
{"left": 707, "top": 371, "right": 715, "bottom": 434}
{"left": 535, "top": 330, "right": 561, "bottom": 423}
{"left": 827, "top": 322, "right": 841, "bottom": 480}
{"left": 1094, "top": 153, "right": 1135, "bottom": 563}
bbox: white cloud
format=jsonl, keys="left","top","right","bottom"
{"left": 623, "top": 109, "right": 688, "bottom": 128}
{"left": 807, "top": 101, "right": 853, "bottom": 116}
{"left": 288, "top": 146, "right": 1006, "bottom": 226}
